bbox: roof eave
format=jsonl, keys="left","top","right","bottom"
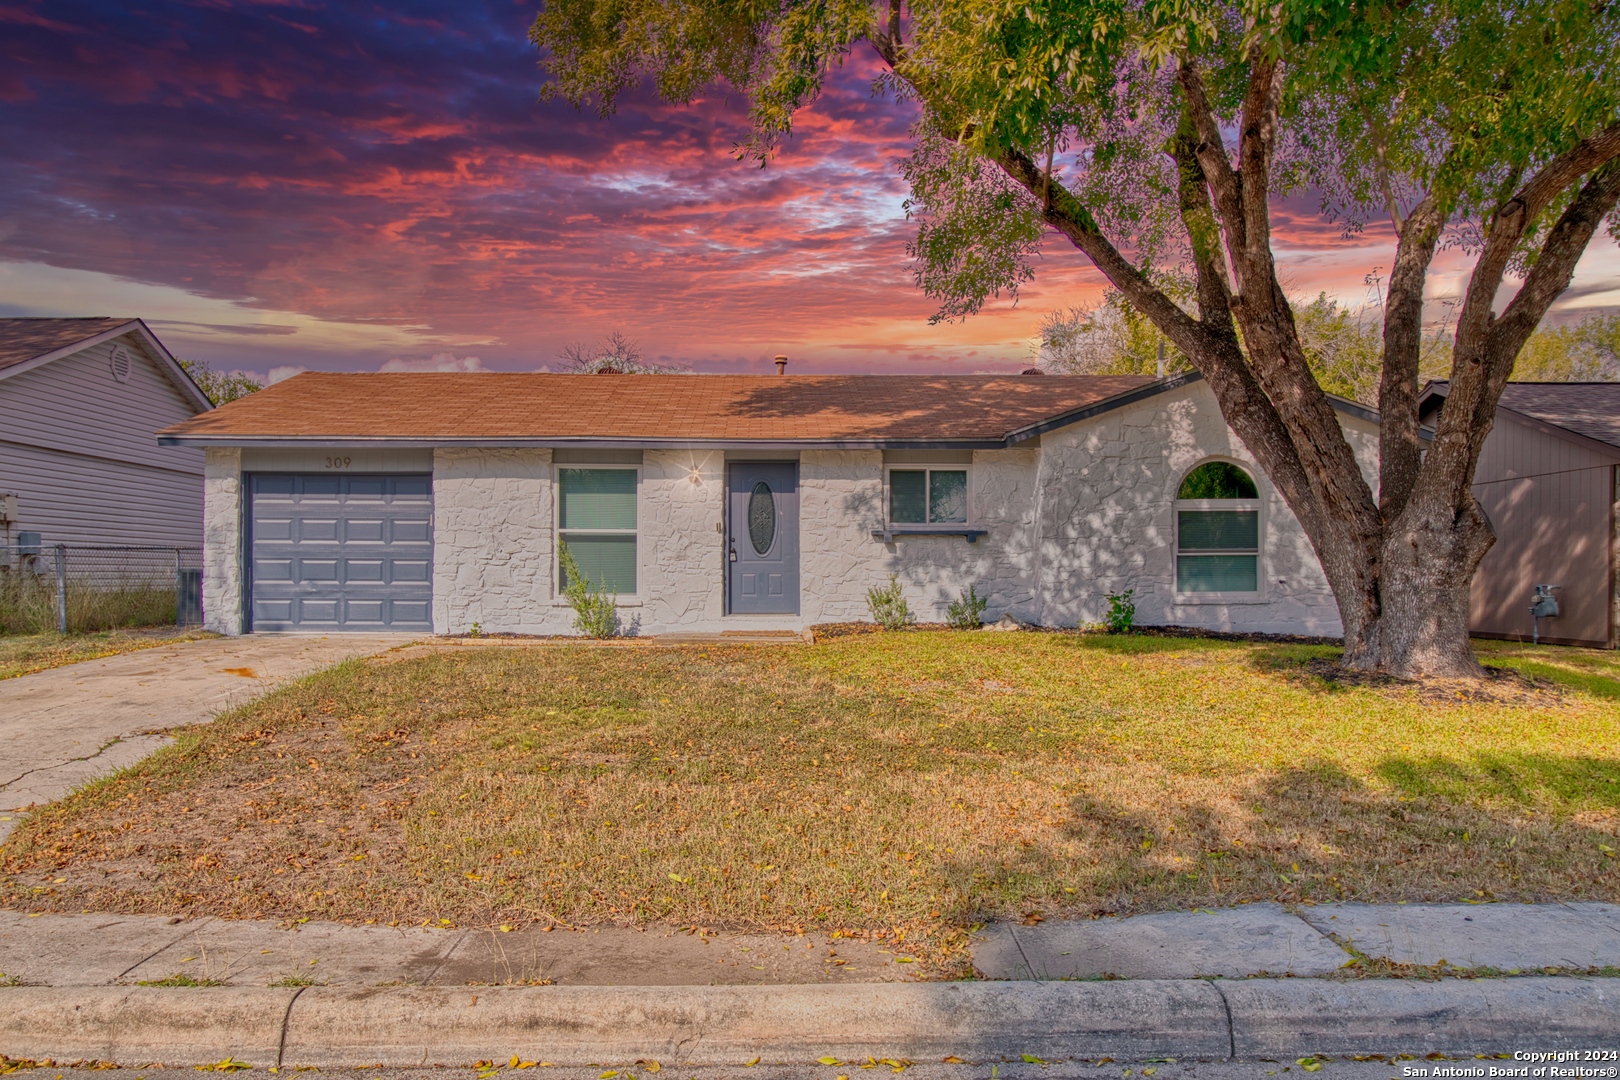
{"left": 157, "top": 434, "right": 1018, "bottom": 451}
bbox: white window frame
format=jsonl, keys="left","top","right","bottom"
{"left": 1173, "top": 462, "right": 1266, "bottom": 604}
{"left": 553, "top": 463, "right": 643, "bottom": 604}
{"left": 883, "top": 464, "right": 972, "bottom": 527}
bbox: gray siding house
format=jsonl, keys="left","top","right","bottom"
{"left": 0, "top": 318, "right": 212, "bottom": 551}
{"left": 1421, "top": 381, "right": 1620, "bottom": 648}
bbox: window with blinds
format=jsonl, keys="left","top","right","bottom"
{"left": 1175, "top": 461, "right": 1260, "bottom": 594}
{"left": 558, "top": 468, "right": 638, "bottom": 594}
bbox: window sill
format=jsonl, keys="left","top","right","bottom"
{"left": 871, "top": 527, "right": 988, "bottom": 543}
{"left": 551, "top": 598, "right": 644, "bottom": 608}
{"left": 1172, "top": 593, "right": 1268, "bottom": 606}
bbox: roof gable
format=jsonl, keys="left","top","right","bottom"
{"left": 0, "top": 317, "right": 212, "bottom": 413}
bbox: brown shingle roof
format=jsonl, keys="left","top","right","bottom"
{"left": 1426, "top": 380, "right": 1620, "bottom": 449}
{"left": 159, "top": 372, "right": 1163, "bottom": 446}
{"left": 1498, "top": 382, "right": 1620, "bottom": 448}
{"left": 0, "top": 317, "right": 135, "bottom": 373}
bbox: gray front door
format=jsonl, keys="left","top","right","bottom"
{"left": 248, "top": 473, "right": 433, "bottom": 631}
{"left": 728, "top": 462, "right": 799, "bottom": 614}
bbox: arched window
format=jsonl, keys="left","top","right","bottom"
{"left": 1175, "top": 462, "right": 1260, "bottom": 593}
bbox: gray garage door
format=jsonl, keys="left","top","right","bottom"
{"left": 248, "top": 473, "right": 432, "bottom": 632}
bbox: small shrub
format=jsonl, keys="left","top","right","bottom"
{"left": 946, "top": 585, "right": 989, "bottom": 629}
{"left": 866, "top": 574, "right": 913, "bottom": 631}
{"left": 558, "top": 540, "right": 620, "bottom": 639}
{"left": 1104, "top": 589, "right": 1136, "bottom": 634}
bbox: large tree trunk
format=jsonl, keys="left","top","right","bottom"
{"left": 1342, "top": 499, "right": 1495, "bottom": 678}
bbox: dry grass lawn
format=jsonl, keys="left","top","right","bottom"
{"left": 0, "top": 628, "right": 215, "bottom": 680}
{"left": 3, "top": 632, "right": 1617, "bottom": 961}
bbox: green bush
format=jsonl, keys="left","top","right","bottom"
{"left": 946, "top": 585, "right": 988, "bottom": 629}
{"left": 558, "top": 540, "right": 620, "bottom": 639}
{"left": 866, "top": 574, "right": 913, "bottom": 631}
{"left": 1104, "top": 589, "right": 1136, "bottom": 634}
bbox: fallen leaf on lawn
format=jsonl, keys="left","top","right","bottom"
{"left": 1022, "top": 1054, "right": 1046, "bottom": 1064}
{"left": 1297, "top": 1059, "right": 1324, "bottom": 1072}
{"left": 942, "top": 1057, "right": 966, "bottom": 1064}
{"left": 598, "top": 1072, "right": 618, "bottom": 1079}
{"left": 637, "top": 1062, "right": 660, "bottom": 1074}
{"left": 819, "top": 1058, "right": 841, "bottom": 1066}
{"left": 743, "top": 1057, "right": 761, "bottom": 1067}
{"left": 668, "top": 873, "right": 692, "bottom": 885}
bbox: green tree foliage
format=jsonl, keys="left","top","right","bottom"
{"left": 177, "top": 358, "right": 262, "bottom": 406}
{"left": 533, "top": 0, "right": 1620, "bottom": 678}
{"left": 1512, "top": 313, "right": 1620, "bottom": 382}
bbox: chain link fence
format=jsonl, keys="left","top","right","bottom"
{"left": 0, "top": 544, "right": 202, "bottom": 634}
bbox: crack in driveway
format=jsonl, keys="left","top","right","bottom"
{"left": 0, "top": 732, "right": 163, "bottom": 796}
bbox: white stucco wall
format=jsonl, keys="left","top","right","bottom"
{"left": 431, "top": 447, "right": 556, "bottom": 635}
{"left": 1033, "top": 381, "right": 1378, "bottom": 635}
{"left": 206, "top": 380, "right": 1381, "bottom": 639}
{"left": 639, "top": 450, "right": 726, "bottom": 632}
{"left": 202, "top": 446, "right": 243, "bottom": 635}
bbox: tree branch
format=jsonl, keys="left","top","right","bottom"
{"left": 1169, "top": 106, "right": 1237, "bottom": 341}
{"left": 1377, "top": 191, "right": 1444, "bottom": 520}
{"left": 1427, "top": 155, "right": 1620, "bottom": 510}
{"left": 1452, "top": 122, "right": 1620, "bottom": 354}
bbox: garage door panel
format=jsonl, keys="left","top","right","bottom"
{"left": 256, "top": 518, "right": 294, "bottom": 541}
{"left": 249, "top": 473, "right": 433, "bottom": 632}
{"left": 300, "top": 478, "right": 342, "bottom": 498}
{"left": 346, "top": 599, "right": 386, "bottom": 622}
{"left": 391, "top": 599, "right": 431, "bottom": 623}
{"left": 254, "top": 599, "right": 294, "bottom": 622}
{"left": 299, "top": 559, "right": 340, "bottom": 581}
{"left": 392, "top": 477, "right": 431, "bottom": 499}
{"left": 344, "top": 519, "right": 386, "bottom": 543}
{"left": 253, "top": 558, "right": 295, "bottom": 582}
{"left": 345, "top": 559, "right": 385, "bottom": 582}
{"left": 299, "top": 519, "right": 340, "bottom": 542}
{"left": 392, "top": 519, "right": 431, "bottom": 543}
{"left": 299, "top": 598, "right": 340, "bottom": 622}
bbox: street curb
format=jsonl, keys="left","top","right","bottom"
{"left": 0, "top": 979, "right": 1614, "bottom": 1067}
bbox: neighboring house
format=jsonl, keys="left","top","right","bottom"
{"left": 0, "top": 318, "right": 212, "bottom": 552}
{"left": 1420, "top": 381, "right": 1620, "bottom": 648}
{"left": 157, "top": 370, "right": 1384, "bottom": 637}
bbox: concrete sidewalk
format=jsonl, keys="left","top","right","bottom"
{"left": 0, "top": 903, "right": 1615, "bottom": 1066}
{"left": 0, "top": 633, "right": 418, "bottom": 839}
{"left": 3, "top": 903, "right": 1617, "bottom": 989}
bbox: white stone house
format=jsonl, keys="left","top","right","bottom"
{"left": 156, "top": 370, "right": 1381, "bottom": 637}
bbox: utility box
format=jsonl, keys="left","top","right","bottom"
{"left": 0, "top": 493, "right": 15, "bottom": 523}
{"left": 15, "top": 531, "right": 41, "bottom": 557}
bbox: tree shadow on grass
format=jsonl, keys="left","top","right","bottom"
{"left": 940, "top": 756, "right": 1620, "bottom": 924}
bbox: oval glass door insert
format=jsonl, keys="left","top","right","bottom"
{"left": 748, "top": 481, "right": 776, "bottom": 555}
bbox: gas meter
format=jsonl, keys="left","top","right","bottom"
{"left": 1530, "top": 584, "right": 1561, "bottom": 644}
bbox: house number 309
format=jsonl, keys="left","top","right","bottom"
{"left": 324, "top": 456, "right": 352, "bottom": 469}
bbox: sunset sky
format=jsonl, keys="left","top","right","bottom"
{"left": 4, "top": 0, "right": 1618, "bottom": 382}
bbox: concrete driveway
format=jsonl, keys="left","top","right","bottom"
{"left": 0, "top": 634, "right": 419, "bottom": 839}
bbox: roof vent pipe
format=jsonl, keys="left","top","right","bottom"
{"left": 774, "top": 354, "right": 787, "bottom": 375}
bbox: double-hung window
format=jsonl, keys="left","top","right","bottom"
{"left": 1175, "top": 461, "right": 1260, "bottom": 594}
{"left": 558, "top": 468, "right": 638, "bottom": 594}
{"left": 888, "top": 467, "right": 968, "bottom": 525}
